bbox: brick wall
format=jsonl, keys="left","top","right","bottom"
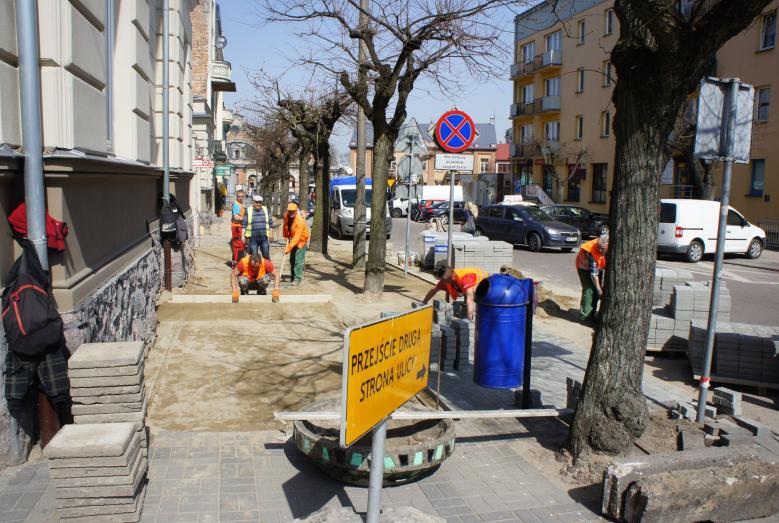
{"left": 190, "top": 1, "right": 210, "bottom": 99}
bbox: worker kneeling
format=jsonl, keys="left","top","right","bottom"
{"left": 231, "top": 253, "right": 281, "bottom": 303}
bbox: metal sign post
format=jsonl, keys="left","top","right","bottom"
{"left": 404, "top": 137, "right": 413, "bottom": 277}
{"left": 447, "top": 170, "right": 455, "bottom": 265}
{"left": 693, "top": 78, "right": 754, "bottom": 423}
{"left": 366, "top": 419, "right": 387, "bottom": 523}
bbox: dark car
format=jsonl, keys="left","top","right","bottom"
{"left": 475, "top": 204, "right": 581, "bottom": 252}
{"left": 418, "top": 201, "right": 466, "bottom": 224}
{"left": 541, "top": 204, "right": 609, "bottom": 238}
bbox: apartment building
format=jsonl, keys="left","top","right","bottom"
{"left": 510, "top": 0, "right": 779, "bottom": 225}
{"left": 0, "top": 1, "right": 200, "bottom": 467}
{"left": 349, "top": 120, "right": 499, "bottom": 192}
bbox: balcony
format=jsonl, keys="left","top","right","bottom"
{"left": 538, "top": 49, "right": 562, "bottom": 70}
{"left": 540, "top": 95, "right": 561, "bottom": 112}
{"left": 510, "top": 143, "right": 537, "bottom": 159}
{"left": 510, "top": 102, "right": 536, "bottom": 118}
{"left": 510, "top": 60, "right": 537, "bottom": 79}
{"left": 211, "top": 60, "right": 236, "bottom": 92}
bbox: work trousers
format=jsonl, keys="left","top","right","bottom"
{"left": 289, "top": 245, "right": 307, "bottom": 283}
{"left": 577, "top": 269, "right": 600, "bottom": 322}
{"left": 246, "top": 236, "right": 270, "bottom": 259}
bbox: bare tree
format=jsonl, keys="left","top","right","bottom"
{"left": 534, "top": 139, "right": 589, "bottom": 202}
{"left": 566, "top": 0, "right": 773, "bottom": 462}
{"left": 245, "top": 120, "right": 298, "bottom": 217}
{"left": 665, "top": 99, "right": 717, "bottom": 200}
{"left": 264, "top": 0, "right": 519, "bottom": 296}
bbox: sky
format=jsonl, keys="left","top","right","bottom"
{"left": 218, "top": 1, "right": 532, "bottom": 161}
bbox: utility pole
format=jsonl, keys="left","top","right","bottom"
{"left": 162, "top": 0, "right": 172, "bottom": 291}
{"left": 352, "top": 0, "right": 368, "bottom": 268}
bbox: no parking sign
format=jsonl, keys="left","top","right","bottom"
{"left": 434, "top": 110, "right": 476, "bottom": 153}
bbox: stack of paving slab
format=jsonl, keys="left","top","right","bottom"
{"left": 450, "top": 318, "right": 473, "bottom": 369}
{"left": 43, "top": 422, "right": 147, "bottom": 522}
{"left": 418, "top": 231, "right": 487, "bottom": 268}
{"left": 647, "top": 281, "right": 729, "bottom": 353}
{"left": 429, "top": 323, "right": 442, "bottom": 373}
{"left": 432, "top": 299, "right": 454, "bottom": 325}
{"left": 652, "top": 267, "right": 694, "bottom": 307}
{"left": 438, "top": 325, "right": 457, "bottom": 371}
{"left": 688, "top": 321, "right": 779, "bottom": 386}
{"left": 451, "top": 240, "right": 514, "bottom": 275}
{"left": 68, "top": 342, "right": 147, "bottom": 454}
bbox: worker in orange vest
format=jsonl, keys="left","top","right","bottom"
{"left": 575, "top": 233, "right": 609, "bottom": 325}
{"left": 282, "top": 203, "right": 310, "bottom": 287}
{"left": 230, "top": 190, "right": 247, "bottom": 261}
{"left": 230, "top": 253, "right": 281, "bottom": 303}
{"left": 422, "top": 265, "right": 489, "bottom": 320}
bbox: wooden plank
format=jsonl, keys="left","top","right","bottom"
{"left": 274, "top": 408, "right": 573, "bottom": 422}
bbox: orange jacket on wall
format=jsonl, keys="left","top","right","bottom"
{"left": 283, "top": 212, "right": 310, "bottom": 251}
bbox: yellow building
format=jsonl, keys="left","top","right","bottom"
{"left": 511, "top": 0, "right": 778, "bottom": 227}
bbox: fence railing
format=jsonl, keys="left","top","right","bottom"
{"left": 758, "top": 221, "right": 779, "bottom": 248}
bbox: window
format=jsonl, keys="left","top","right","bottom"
{"left": 544, "top": 121, "right": 560, "bottom": 141}
{"left": 231, "top": 148, "right": 240, "bottom": 159}
{"left": 576, "top": 68, "right": 585, "bottom": 92}
{"left": 603, "top": 61, "right": 613, "bottom": 86}
{"left": 727, "top": 209, "right": 745, "bottom": 226}
{"left": 488, "top": 207, "right": 505, "bottom": 218}
{"left": 545, "top": 76, "right": 560, "bottom": 97}
{"left": 760, "top": 11, "right": 776, "bottom": 50}
{"left": 604, "top": 9, "right": 615, "bottom": 35}
{"left": 575, "top": 115, "right": 583, "bottom": 140}
{"left": 546, "top": 30, "right": 562, "bottom": 51}
{"left": 522, "top": 42, "right": 536, "bottom": 63}
{"left": 601, "top": 111, "right": 611, "bottom": 137}
{"left": 756, "top": 87, "right": 771, "bottom": 121}
{"left": 592, "top": 163, "right": 607, "bottom": 203}
{"left": 567, "top": 165, "right": 584, "bottom": 202}
{"left": 577, "top": 19, "right": 586, "bottom": 45}
{"left": 520, "top": 124, "right": 533, "bottom": 143}
{"left": 750, "top": 159, "right": 765, "bottom": 195}
{"left": 522, "top": 84, "right": 535, "bottom": 104}
{"left": 480, "top": 158, "right": 489, "bottom": 173}
{"left": 390, "top": 160, "right": 397, "bottom": 170}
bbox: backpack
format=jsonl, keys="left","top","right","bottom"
{"left": 175, "top": 216, "right": 189, "bottom": 243}
{"left": 1, "top": 241, "right": 64, "bottom": 357}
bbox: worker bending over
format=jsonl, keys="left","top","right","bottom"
{"left": 231, "top": 253, "right": 281, "bottom": 303}
{"left": 282, "top": 203, "right": 310, "bottom": 287}
{"left": 575, "top": 233, "right": 608, "bottom": 325}
{"left": 422, "top": 266, "right": 488, "bottom": 320}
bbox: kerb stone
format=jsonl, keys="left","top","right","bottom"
{"left": 68, "top": 363, "right": 144, "bottom": 378}
{"left": 54, "top": 458, "right": 146, "bottom": 498}
{"left": 73, "top": 391, "right": 145, "bottom": 404}
{"left": 71, "top": 385, "right": 142, "bottom": 397}
{"left": 56, "top": 489, "right": 145, "bottom": 519}
{"left": 69, "top": 366, "right": 143, "bottom": 388}
{"left": 54, "top": 452, "right": 146, "bottom": 488}
{"left": 50, "top": 442, "right": 143, "bottom": 479}
{"left": 68, "top": 341, "right": 143, "bottom": 369}
{"left": 49, "top": 433, "right": 141, "bottom": 469}
{"left": 43, "top": 423, "right": 136, "bottom": 459}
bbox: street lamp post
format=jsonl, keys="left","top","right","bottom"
{"left": 404, "top": 136, "right": 414, "bottom": 277}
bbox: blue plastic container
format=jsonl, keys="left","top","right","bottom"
{"left": 473, "top": 275, "right": 532, "bottom": 388}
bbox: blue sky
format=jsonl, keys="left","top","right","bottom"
{"left": 219, "top": 1, "right": 526, "bottom": 159}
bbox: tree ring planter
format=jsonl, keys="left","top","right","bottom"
{"left": 293, "top": 401, "right": 456, "bottom": 486}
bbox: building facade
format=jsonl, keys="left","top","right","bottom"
{"left": 510, "top": 0, "right": 779, "bottom": 225}
{"left": 0, "top": 0, "right": 201, "bottom": 468}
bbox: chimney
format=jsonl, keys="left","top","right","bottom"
{"left": 490, "top": 116, "right": 496, "bottom": 126}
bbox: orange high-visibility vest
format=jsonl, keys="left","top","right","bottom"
{"left": 443, "top": 268, "right": 488, "bottom": 300}
{"left": 575, "top": 239, "right": 606, "bottom": 272}
{"left": 238, "top": 255, "right": 268, "bottom": 282}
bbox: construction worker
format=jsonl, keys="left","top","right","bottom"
{"left": 230, "top": 191, "right": 247, "bottom": 261}
{"left": 422, "top": 266, "right": 488, "bottom": 321}
{"left": 231, "top": 252, "right": 281, "bottom": 303}
{"left": 282, "top": 203, "right": 310, "bottom": 287}
{"left": 242, "top": 195, "right": 272, "bottom": 259}
{"left": 575, "top": 233, "right": 609, "bottom": 325}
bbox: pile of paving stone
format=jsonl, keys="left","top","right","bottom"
{"left": 43, "top": 422, "right": 147, "bottom": 522}
{"left": 68, "top": 341, "right": 147, "bottom": 454}
{"left": 652, "top": 267, "right": 694, "bottom": 308}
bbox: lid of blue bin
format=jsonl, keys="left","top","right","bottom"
{"left": 474, "top": 274, "right": 531, "bottom": 306}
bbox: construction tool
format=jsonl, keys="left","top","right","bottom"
{"left": 272, "top": 240, "right": 290, "bottom": 303}
{"left": 193, "top": 248, "right": 237, "bottom": 268}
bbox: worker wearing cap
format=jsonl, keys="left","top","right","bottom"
{"left": 230, "top": 252, "right": 281, "bottom": 303}
{"left": 282, "top": 203, "right": 310, "bottom": 287}
{"left": 422, "top": 265, "right": 488, "bottom": 321}
{"left": 242, "top": 195, "right": 272, "bottom": 259}
{"left": 575, "top": 233, "right": 609, "bottom": 325}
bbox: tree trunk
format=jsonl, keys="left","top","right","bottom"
{"left": 687, "top": 148, "right": 717, "bottom": 200}
{"left": 298, "top": 148, "right": 310, "bottom": 202}
{"left": 309, "top": 146, "right": 330, "bottom": 254}
{"left": 363, "top": 130, "right": 392, "bottom": 296}
{"left": 567, "top": 67, "right": 669, "bottom": 460}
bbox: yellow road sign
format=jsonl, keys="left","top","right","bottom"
{"left": 340, "top": 306, "right": 433, "bottom": 447}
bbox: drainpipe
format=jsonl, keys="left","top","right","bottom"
{"left": 15, "top": 0, "right": 48, "bottom": 270}
{"left": 162, "top": 0, "right": 172, "bottom": 290}
{"left": 105, "top": 0, "right": 114, "bottom": 153}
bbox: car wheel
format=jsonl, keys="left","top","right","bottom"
{"left": 685, "top": 240, "right": 704, "bottom": 263}
{"left": 391, "top": 208, "right": 402, "bottom": 218}
{"left": 561, "top": 247, "right": 573, "bottom": 253}
{"left": 527, "top": 232, "right": 543, "bottom": 252}
{"left": 441, "top": 215, "right": 448, "bottom": 225}
{"left": 746, "top": 238, "right": 763, "bottom": 259}
{"left": 474, "top": 227, "right": 484, "bottom": 237}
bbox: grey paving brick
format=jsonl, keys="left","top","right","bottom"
{"left": 436, "top": 504, "right": 475, "bottom": 517}
{"left": 220, "top": 510, "right": 260, "bottom": 521}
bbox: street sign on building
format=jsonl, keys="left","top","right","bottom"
{"left": 340, "top": 306, "right": 433, "bottom": 447}
{"left": 215, "top": 164, "right": 232, "bottom": 178}
{"left": 434, "top": 153, "right": 474, "bottom": 171}
{"left": 193, "top": 156, "right": 215, "bottom": 168}
{"left": 694, "top": 78, "right": 754, "bottom": 163}
{"left": 435, "top": 110, "right": 476, "bottom": 153}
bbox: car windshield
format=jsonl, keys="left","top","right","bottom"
{"left": 519, "top": 206, "right": 554, "bottom": 221}
{"left": 340, "top": 189, "right": 372, "bottom": 208}
{"left": 431, "top": 201, "right": 451, "bottom": 208}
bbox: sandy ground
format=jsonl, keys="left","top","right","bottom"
{"left": 145, "top": 221, "right": 436, "bottom": 432}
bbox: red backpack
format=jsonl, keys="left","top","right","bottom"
{"left": 1, "top": 241, "right": 64, "bottom": 357}
{"left": 7, "top": 203, "right": 68, "bottom": 252}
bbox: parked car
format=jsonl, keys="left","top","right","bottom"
{"left": 417, "top": 201, "right": 467, "bottom": 224}
{"left": 411, "top": 199, "right": 445, "bottom": 221}
{"left": 541, "top": 204, "right": 609, "bottom": 237}
{"left": 475, "top": 205, "right": 581, "bottom": 252}
{"left": 657, "top": 199, "right": 766, "bottom": 263}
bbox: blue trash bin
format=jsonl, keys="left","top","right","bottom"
{"left": 473, "top": 274, "right": 532, "bottom": 388}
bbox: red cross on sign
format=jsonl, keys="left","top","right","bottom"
{"left": 435, "top": 110, "right": 476, "bottom": 153}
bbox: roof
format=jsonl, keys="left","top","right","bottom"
{"left": 349, "top": 121, "right": 497, "bottom": 151}
{"left": 496, "top": 144, "right": 510, "bottom": 161}
{"left": 514, "top": 0, "right": 607, "bottom": 41}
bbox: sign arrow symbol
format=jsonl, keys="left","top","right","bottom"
{"left": 417, "top": 365, "right": 427, "bottom": 380}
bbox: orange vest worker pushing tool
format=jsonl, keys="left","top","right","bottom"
{"left": 422, "top": 265, "right": 488, "bottom": 320}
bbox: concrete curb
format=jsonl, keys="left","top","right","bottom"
{"left": 169, "top": 294, "right": 332, "bottom": 304}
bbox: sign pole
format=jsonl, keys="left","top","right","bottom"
{"left": 366, "top": 419, "right": 388, "bottom": 523}
{"left": 404, "top": 137, "right": 413, "bottom": 277}
{"left": 447, "top": 170, "right": 455, "bottom": 266}
{"left": 696, "top": 79, "right": 739, "bottom": 423}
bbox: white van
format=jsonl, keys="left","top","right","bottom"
{"left": 657, "top": 199, "right": 767, "bottom": 263}
{"left": 329, "top": 182, "right": 392, "bottom": 239}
